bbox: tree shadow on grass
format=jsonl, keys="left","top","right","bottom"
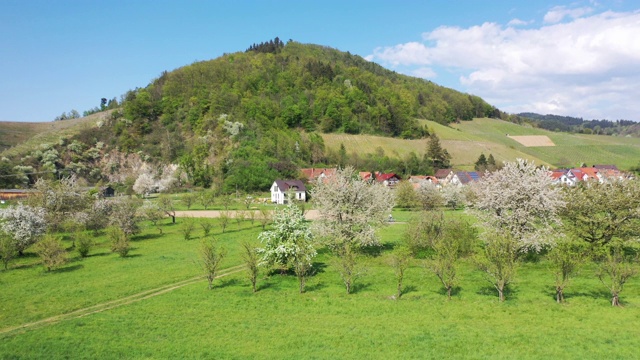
{"left": 88, "top": 251, "right": 112, "bottom": 258}
{"left": 435, "top": 285, "right": 461, "bottom": 298}
{"left": 361, "top": 242, "right": 395, "bottom": 257}
{"left": 351, "top": 281, "right": 372, "bottom": 294}
{"left": 311, "top": 262, "right": 328, "bottom": 275}
{"left": 402, "top": 284, "right": 418, "bottom": 296}
{"left": 52, "top": 264, "right": 84, "bottom": 273}
{"left": 476, "top": 285, "right": 519, "bottom": 301}
{"left": 216, "top": 278, "right": 239, "bottom": 289}
{"left": 305, "top": 281, "right": 327, "bottom": 292}
{"left": 132, "top": 233, "right": 162, "bottom": 242}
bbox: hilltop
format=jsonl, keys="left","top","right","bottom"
{"left": 2, "top": 38, "right": 639, "bottom": 190}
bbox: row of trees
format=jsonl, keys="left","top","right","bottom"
{"left": 247, "top": 162, "right": 640, "bottom": 306}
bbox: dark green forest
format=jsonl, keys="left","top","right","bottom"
{"left": 1, "top": 39, "right": 496, "bottom": 191}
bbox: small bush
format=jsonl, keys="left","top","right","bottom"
{"left": 35, "top": 235, "right": 68, "bottom": 271}
{"left": 76, "top": 232, "right": 93, "bottom": 258}
{"left": 108, "top": 227, "right": 130, "bottom": 257}
{"left": 181, "top": 217, "right": 196, "bottom": 241}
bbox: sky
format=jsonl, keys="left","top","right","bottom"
{"left": 1, "top": 0, "right": 638, "bottom": 122}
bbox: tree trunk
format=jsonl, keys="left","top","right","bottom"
{"left": 299, "top": 277, "right": 305, "bottom": 294}
{"left": 612, "top": 293, "right": 620, "bottom": 307}
{"left": 446, "top": 286, "right": 452, "bottom": 300}
{"left": 252, "top": 280, "right": 257, "bottom": 293}
{"left": 498, "top": 287, "right": 505, "bottom": 302}
{"left": 556, "top": 287, "right": 563, "bottom": 303}
{"left": 171, "top": 215, "right": 175, "bottom": 224}
{"left": 396, "top": 282, "right": 402, "bottom": 299}
{"left": 346, "top": 280, "right": 351, "bottom": 294}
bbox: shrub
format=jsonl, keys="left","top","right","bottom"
{"left": 108, "top": 227, "right": 130, "bottom": 257}
{"left": 35, "top": 235, "right": 67, "bottom": 271}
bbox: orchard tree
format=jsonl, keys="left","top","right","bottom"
{"left": 110, "top": 197, "right": 142, "bottom": 237}
{"left": 311, "top": 166, "right": 394, "bottom": 250}
{"left": 416, "top": 182, "right": 443, "bottom": 210}
{"left": 394, "top": 181, "right": 420, "bottom": 209}
{"left": 29, "top": 176, "right": 89, "bottom": 231}
{"left": 562, "top": 180, "right": 640, "bottom": 247}
{"left": 241, "top": 241, "right": 260, "bottom": 293}
{"left": 158, "top": 194, "right": 176, "bottom": 223}
{"left": 473, "top": 159, "right": 565, "bottom": 252}
{"left": 0, "top": 233, "right": 17, "bottom": 269}
{"left": 0, "top": 204, "right": 47, "bottom": 255}
{"left": 476, "top": 230, "right": 519, "bottom": 302}
{"left": 257, "top": 202, "right": 316, "bottom": 277}
{"left": 35, "top": 235, "right": 67, "bottom": 271}
{"left": 389, "top": 246, "right": 412, "bottom": 299}
{"left": 597, "top": 242, "right": 638, "bottom": 306}
{"left": 200, "top": 237, "right": 227, "bottom": 290}
{"left": 133, "top": 173, "right": 156, "bottom": 197}
{"left": 548, "top": 237, "right": 586, "bottom": 303}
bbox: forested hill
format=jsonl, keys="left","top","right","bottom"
{"left": 518, "top": 112, "right": 638, "bottom": 135}
{"left": 1, "top": 38, "right": 496, "bottom": 191}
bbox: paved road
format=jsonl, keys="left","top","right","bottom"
{"left": 175, "top": 209, "right": 322, "bottom": 220}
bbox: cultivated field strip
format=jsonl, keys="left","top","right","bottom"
{"left": 0, "top": 264, "right": 245, "bottom": 337}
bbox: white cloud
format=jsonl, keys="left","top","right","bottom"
{"left": 544, "top": 5, "right": 594, "bottom": 23}
{"left": 368, "top": 10, "right": 640, "bottom": 120}
{"left": 507, "top": 18, "right": 532, "bottom": 26}
{"left": 412, "top": 67, "right": 437, "bottom": 79}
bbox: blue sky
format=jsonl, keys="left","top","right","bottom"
{"left": 1, "top": 0, "right": 638, "bottom": 122}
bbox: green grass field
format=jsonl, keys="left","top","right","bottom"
{"left": 322, "top": 118, "right": 640, "bottom": 170}
{"left": 1, "top": 212, "right": 640, "bottom": 359}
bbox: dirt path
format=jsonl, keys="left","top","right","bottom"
{"left": 175, "top": 209, "right": 322, "bottom": 220}
{"left": 0, "top": 265, "right": 245, "bottom": 338}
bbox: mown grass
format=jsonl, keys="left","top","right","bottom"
{"left": 323, "top": 118, "right": 640, "bottom": 170}
{"left": 1, "top": 211, "right": 640, "bottom": 359}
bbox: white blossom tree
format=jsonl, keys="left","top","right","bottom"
{"left": 0, "top": 204, "right": 47, "bottom": 255}
{"left": 311, "top": 166, "right": 395, "bottom": 250}
{"left": 472, "top": 159, "right": 565, "bottom": 252}
{"left": 257, "top": 202, "right": 316, "bottom": 276}
{"left": 133, "top": 172, "right": 156, "bottom": 197}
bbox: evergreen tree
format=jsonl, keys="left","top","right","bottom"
{"left": 425, "top": 133, "right": 451, "bottom": 170}
{"left": 475, "top": 153, "right": 488, "bottom": 171}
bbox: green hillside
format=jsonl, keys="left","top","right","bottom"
{"left": 323, "top": 118, "right": 640, "bottom": 170}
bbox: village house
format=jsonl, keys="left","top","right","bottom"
{"left": 270, "top": 180, "right": 306, "bottom": 204}
{"left": 300, "top": 168, "right": 336, "bottom": 183}
{"left": 359, "top": 172, "right": 401, "bottom": 187}
{"left": 408, "top": 175, "right": 439, "bottom": 189}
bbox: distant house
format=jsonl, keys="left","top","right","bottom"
{"left": 434, "top": 169, "right": 455, "bottom": 186}
{"left": 376, "top": 173, "right": 401, "bottom": 187}
{"left": 300, "top": 168, "right": 337, "bottom": 183}
{"left": 0, "top": 189, "right": 34, "bottom": 201}
{"left": 271, "top": 180, "right": 306, "bottom": 204}
{"left": 100, "top": 186, "right": 115, "bottom": 198}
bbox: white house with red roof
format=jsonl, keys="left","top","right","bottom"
{"left": 271, "top": 180, "right": 306, "bottom": 204}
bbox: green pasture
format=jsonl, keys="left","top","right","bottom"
{"left": 323, "top": 118, "right": 640, "bottom": 170}
{"left": 2, "top": 210, "right": 640, "bottom": 359}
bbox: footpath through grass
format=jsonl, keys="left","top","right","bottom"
{"left": 1, "top": 213, "right": 640, "bottom": 358}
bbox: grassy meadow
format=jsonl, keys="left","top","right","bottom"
{"left": 2, "top": 211, "right": 640, "bottom": 359}
{"left": 322, "top": 118, "right": 640, "bottom": 170}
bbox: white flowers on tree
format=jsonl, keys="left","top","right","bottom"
{"left": 311, "top": 166, "right": 395, "bottom": 249}
{"left": 133, "top": 164, "right": 179, "bottom": 196}
{"left": 0, "top": 204, "right": 47, "bottom": 254}
{"left": 257, "top": 202, "right": 316, "bottom": 271}
{"left": 473, "top": 158, "right": 565, "bottom": 252}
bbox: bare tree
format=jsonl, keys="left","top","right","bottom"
{"left": 158, "top": 194, "right": 176, "bottom": 224}
{"left": 258, "top": 208, "right": 272, "bottom": 230}
{"left": 548, "top": 238, "right": 586, "bottom": 303}
{"left": 332, "top": 241, "right": 366, "bottom": 294}
{"left": 200, "top": 238, "right": 226, "bottom": 290}
{"left": 389, "top": 246, "right": 412, "bottom": 299}
{"left": 200, "top": 190, "right": 216, "bottom": 210}
{"left": 181, "top": 193, "right": 195, "bottom": 210}
{"left": 219, "top": 211, "right": 230, "bottom": 233}
{"left": 180, "top": 217, "right": 196, "bottom": 240}
{"left": 200, "top": 219, "right": 213, "bottom": 237}
{"left": 597, "top": 243, "right": 638, "bottom": 306}
{"left": 241, "top": 241, "right": 260, "bottom": 292}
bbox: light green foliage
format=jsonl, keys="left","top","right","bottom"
{"left": 35, "top": 235, "right": 67, "bottom": 271}
{"left": 476, "top": 231, "right": 519, "bottom": 302}
{"left": 200, "top": 237, "right": 226, "bottom": 290}
{"left": 140, "top": 201, "right": 164, "bottom": 234}
{"left": 180, "top": 217, "right": 196, "bottom": 241}
{"left": 219, "top": 211, "right": 231, "bottom": 233}
{"left": 562, "top": 180, "right": 640, "bottom": 246}
{"left": 110, "top": 197, "right": 142, "bottom": 237}
{"left": 548, "top": 238, "right": 587, "bottom": 303}
{"left": 108, "top": 227, "right": 130, "bottom": 258}
{"left": 389, "top": 246, "right": 412, "bottom": 299}
{"left": 0, "top": 232, "right": 17, "bottom": 270}
{"left": 241, "top": 241, "right": 260, "bottom": 293}
{"left": 394, "top": 181, "right": 420, "bottom": 209}
{"left": 181, "top": 193, "right": 195, "bottom": 210}
{"left": 200, "top": 219, "right": 213, "bottom": 237}
{"left": 596, "top": 242, "right": 638, "bottom": 306}
{"left": 199, "top": 190, "right": 216, "bottom": 210}
{"left": 75, "top": 230, "right": 93, "bottom": 258}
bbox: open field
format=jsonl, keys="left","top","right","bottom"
{"left": 1, "top": 212, "right": 640, "bottom": 358}
{"left": 323, "top": 118, "right": 640, "bottom": 170}
{"left": 0, "top": 112, "right": 109, "bottom": 157}
{"left": 508, "top": 135, "right": 555, "bottom": 147}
